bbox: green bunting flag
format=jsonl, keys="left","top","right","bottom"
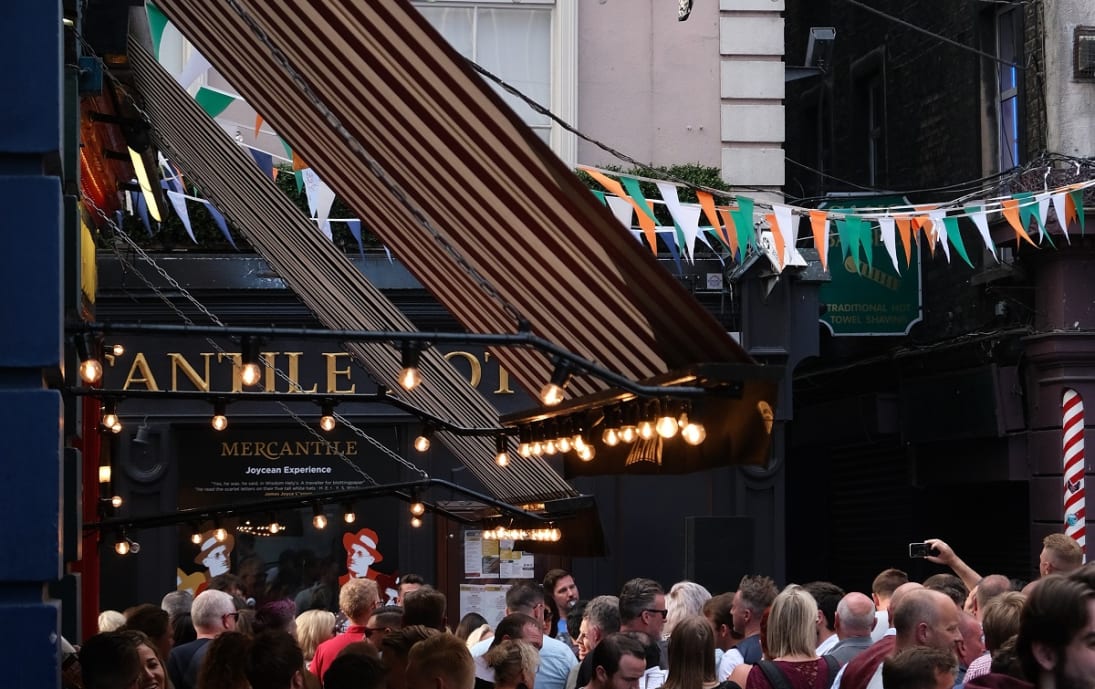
{"left": 941, "top": 216, "right": 973, "bottom": 268}
{"left": 194, "top": 87, "right": 236, "bottom": 118}
{"left": 1070, "top": 189, "right": 1086, "bottom": 234}
{"left": 731, "top": 197, "right": 755, "bottom": 262}
{"left": 147, "top": 3, "right": 169, "bottom": 61}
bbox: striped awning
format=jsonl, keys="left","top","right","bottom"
{"left": 131, "top": 0, "right": 778, "bottom": 475}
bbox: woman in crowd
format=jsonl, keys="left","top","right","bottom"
{"left": 124, "top": 603, "right": 174, "bottom": 664}
{"left": 196, "top": 631, "right": 251, "bottom": 689}
{"left": 665, "top": 581, "right": 713, "bottom": 640}
{"left": 455, "top": 612, "right": 491, "bottom": 643}
{"left": 745, "top": 586, "right": 836, "bottom": 689}
{"left": 484, "top": 639, "right": 540, "bottom": 689}
{"left": 117, "top": 630, "right": 170, "bottom": 689}
{"left": 660, "top": 615, "right": 738, "bottom": 689}
{"left": 295, "top": 608, "right": 337, "bottom": 672}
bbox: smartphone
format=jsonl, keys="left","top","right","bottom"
{"left": 908, "top": 542, "right": 937, "bottom": 558}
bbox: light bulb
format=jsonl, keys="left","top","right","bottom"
{"left": 98, "top": 465, "right": 111, "bottom": 484}
{"left": 111, "top": 343, "right": 125, "bottom": 356}
{"left": 313, "top": 513, "right": 328, "bottom": 529}
{"left": 638, "top": 420, "right": 655, "bottom": 440}
{"left": 240, "top": 362, "right": 261, "bottom": 387}
{"left": 619, "top": 425, "right": 637, "bottom": 444}
{"left": 518, "top": 442, "right": 532, "bottom": 457}
{"left": 414, "top": 435, "right": 431, "bottom": 452}
{"left": 495, "top": 450, "right": 510, "bottom": 467}
{"left": 602, "top": 427, "right": 620, "bottom": 447}
{"left": 544, "top": 439, "right": 557, "bottom": 455}
{"left": 214, "top": 527, "right": 228, "bottom": 542}
{"left": 410, "top": 501, "right": 426, "bottom": 517}
{"left": 102, "top": 410, "right": 119, "bottom": 429}
{"left": 681, "top": 421, "right": 706, "bottom": 446}
{"left": 320, "top": 414, "right": 336, "bottom": 432}
{"left": 539, "top": 382, "right": 565, "bottom": 406}
{"left": 269, "top": 522, "right": 282, "bottom": 534}
{"left": 80, "top": 359, "right": 103, "bottom": 384}
{"left": 111, "top": 421, "right": 123, "bottom": 434}
{"left": 114, "top": 539, "right": 130, "bottom": 556}
{"left": 572, "top": 436, "right": 587, "bottom": 453}
{"left": 656, "top": 415, "right": 679, "bottom": 439}
{"left": 344, "top": 510, "right": 356, "bottom": 523}
{"left": 410, "top": 516, "right": 423, "bottom": 528}
{"left": 577, "top": 444, "right": 596, "bottom": 462}
{"left": 531, "top": 441, "right": 543, "bottom": 455}
{"left": 557, "top": 436, "right": 572, "bottom": 453}
{"left": 190, "top": 532, "right": 203, "bottom": 545}
{"left": 111, "top": 495, "right": 123, "bottom": 508}
{"left": 212, "top": 414, "right": 228, "bottom": 431}
{"left": 399, "top": 366, "right": 421, "bottom": 391}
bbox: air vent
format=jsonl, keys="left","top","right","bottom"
{"left": 1076, "top": 26, "right": 1095, "bottom": 81}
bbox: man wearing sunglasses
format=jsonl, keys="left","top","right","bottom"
{"left": 619, "top": 578, "right": 668, "bottom": 668}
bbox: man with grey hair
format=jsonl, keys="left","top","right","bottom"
{"left": 567, "top": 595, "right": 620, "bottom": 689}
{"left": 161, "top": 590, "right": 194, "bottom": 624}
{"left": 619, "top": 577, "right": 668, "bottom": 670}
{"left": 829, "top": 592, "right": 878, "bottom": 666}
{"left": 168, "top": 588, "right": 238, "bottom": 689}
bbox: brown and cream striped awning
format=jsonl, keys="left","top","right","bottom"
{"left": 130, "top": 0, "right": 778, "bottom": 477}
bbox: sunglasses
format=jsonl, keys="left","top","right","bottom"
{"left": 364, "top": 626, "right": 391, "bottom": 638}
{"left": 643, "top": 608, "right": 668, "bottom": 619}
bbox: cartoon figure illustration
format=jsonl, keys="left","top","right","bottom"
{"left": 176, "top": 568, "right": 207, "bottom": 597}
{"left": 339, "top": 528, "right": 398, "bottom": 598}
{"left": 194, "top": 532, "right": 235, "bottom": 578}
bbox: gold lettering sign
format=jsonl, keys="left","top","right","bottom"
{"left": 220, "top": 439, "right": 360, "bottom": 460}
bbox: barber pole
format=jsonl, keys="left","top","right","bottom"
{"left": 1062, "top": 388, "right": 1086, "bottom": 561}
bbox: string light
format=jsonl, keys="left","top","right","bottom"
{"left": 213, "top": 524, "right": 228, "bottom": 542}
{"left": 410, "top": 500, "right": 426, "bottom": 517}
{"left": 211, "top": 399, "right": 228, "bottom": 431}
{"left": 680, "top": 417, "right": 706, "bottom": 445}
{"left": 481, "top": 527, "right": 562, "bottom": 542}
{"left": 414, "top": 428, "right": 432, "bottom": 452}
{"left": 539, "top": 360, "right": 571, "bottom": 406}
{"left": 98, "top": 465, "right": 112, "bottom": 484}
{"left": 239, "top": 336, "right": 262, "bottom": 387}
{"left": 656, "top": 401, "right": 679, "bottom": 439}
{"left": 76, "top": 333, "right": 103, "bottom": 384}
{"left": 399, "top": 342, "right": 423, "bottom": 391}
{"left": 319, "top": 401, "right": 336, "bottom": 432}
{"left": 101, "top": 401, "right": 119, "bottom": 430}
{"left": 410, "top": 516, "right": 423, "bottom": 528}
{"left": 312, "top": 504, "right": 328, "bottom": 529}
{"left": 494, "top": 436, "right": 510, "bottom": 467}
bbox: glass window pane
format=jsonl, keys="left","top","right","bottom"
{"left": 1000, "top": 96, "right": 1019, "bottom": 168}
{"left": 476, "top": 8, "right": 551, "bottom": 127}
{"left": 417, "top": 6, "right": 474, "bottom": 58}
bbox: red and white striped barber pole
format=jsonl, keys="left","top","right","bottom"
{"left": 1062, "top": 388, "right": 1087, "bottom": 562}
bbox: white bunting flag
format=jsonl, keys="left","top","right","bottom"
{"left": 878, "top": 216, "right": 900, "bottom": 274}
{"left": 301, "top": 168, "right": 336, "bottom": 239}
{"left": 964, "top": 205, "right": 998, "bottom": 261}
{"left": 928, "top": 210, "right": 951, "bottom": 262}
{"left": 1051, "top": 192, "right": 1072, "bottom": 244}
{"left": 656, "top": 182, "right": 700, "bottom": 262}
{"left": 166, "top": 190, "right": 196, "bottom": 243}
{"left": 176, "top": 51, "right": 212, "bottom": 91}
{"left": 1036, "top": 193, "right": 1051, "bottom": 243}
{"left": 773, "top": 204, "right": 797, "bottom": 268}
{"left": 605, "top": 195, "right": 635, "bottom": 231}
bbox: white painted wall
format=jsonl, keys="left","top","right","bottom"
{"left": 1042, "top": 0, "right": 1095, "bottom": 157}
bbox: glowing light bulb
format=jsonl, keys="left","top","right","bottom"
{"left": 495, "top": 450, "right": 510, "bottom": 467}
{"left": 656, "top": 415, "right": 679, "bottom": 439}
{"left": 540, "top": 382, "right": 566, "bottom": 406}
{"left": 410, "top": 516, "right": 423, "bottom": 528}
{"left": 190, "top": 532, "right": 203, "bottom": 545}
{"left": 602, "top": 427, "right": 620, "bottom": 447}
{"left": 269, "top": 522, "right": 282, "bottom": 534}
{"left": 98, "top": 466, "right": 112, "bottom": 484}
{"left": 344, "top": 510, "right": 356, "bottom": 523}
{"left": 681, "top": 421, "right": 706, "bottom": 446}
{"left": 619, "top": 425, "right": 638, "bottom": 444}
{"left": 313, "top": 513, "right": 328, "bottom": 529}
{"left": 518, "top": 442, "right": 532, "bottom": 457}
{"left": 102, "top": 410, "right": 119, "bottom": 429}
{"left": 114, "top": 540, "right": 130, "bottom": 556}
{"left": 410, "top": 501, "right": 426, "bottom": 517}
{"left": 557, "top": 436, "right": 572, "bottom": 453}
{"left": 111, "top": 343, "right": 125, "bottom": 356}
{"left": 111, "top": 495, "right": 123, "bottom": 508}
{"left": 544, "top": 439, "right": 557, "bottom": 455}
{"left": 414, "top": 434, "right": 431, "bottom": 452}
{"left": 211, "top": 414, "right": 228, "bottom": 431}
{"left": 399, "top": 366, "right": 421, "bottom": 391}
{"left": 214, "top": 527, "right": 228, "bottom": 542}
{"left": 531, "top": 441, "right": 543, "bottom": 456}
{"left": 577, "top": 444, "right": 596, "bottom": 462}
{"left": 111, "top": 421, "right": 123, "bottom": 434}
{"left": 638, "top": 420, "right": 655, "bottom": 440}
{"left": 240, "top": 362, "right": 261, "bottom": 387}
{"left": 80, "top": 359, "right": 103, "bottom": 384}
{"left": 320, "top": 414, "right": 336, "bottom": 432}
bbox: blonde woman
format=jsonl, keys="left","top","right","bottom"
{"left": 665, "top": 581, "right": 712, "bottom": 640}
{"left": 745, "top": 586, "right": 838, "bottom": 689}
{"left": 484, "top": 639, "right": 540, "bottom": 689}
{"left": 295, "top": 609, "right": 337, "bottom": 671}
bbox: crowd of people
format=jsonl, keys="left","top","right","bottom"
{"left": 68, "top": 533, "right": 1095, "bottom": 689}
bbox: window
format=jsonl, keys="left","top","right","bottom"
{"left": 413, "top": 0, "right": 576, "bottom": 163}
{"left": 995, "top": 8, "right": 1022, "bottom": 170}
{"left": 851, "top": 49, "right": 886, "bottom": 187}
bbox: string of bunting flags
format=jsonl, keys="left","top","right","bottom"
{"left": 578, "top": 165, "right": 1093, "bottom": 276}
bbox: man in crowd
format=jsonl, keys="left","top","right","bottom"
{"left": 703, "top": 593, "right": 738, "bottom": 674}
{"left": 473, "top": 613, "right": 543, "bottom": 689}
{"left": 955, "top": 612, "right": 985, "bottom": 686}
{"left": 471, "top": 581, "right": 576, "bottom": 689}
{"left": 245, "top": 630, "right": 306, "bottom": 689}
{"left": 403, "top": 586, "right": 448, "bottom": 630}
{"left": 545, "top": 569, "right": 581, "bottom": 649}
{"left": 1037, "top": 534, "right": 1084, "bottom": 579}
{"left": 882, "top": 647, "right": 959, "bottom": 689}
{"left": 829, "top": 592, "right": 878, "bottom": 666}
{"left": 720, "top": 575, "right": 779, "bottom": 679}
{"left": 168, "top": 589, "right": 239, "bottom": 689}
{"left": 586, "top": 633, "right": 648, "bottom": 689}
{"left": 397, "top": 574, "right": 426, "bottom": 605}
{"left": 1016, "top": 572, "right": 1095, "bottom": 689}
{"left": 805, "top": 581, "right": 846, "bottom": 656}
{"left": 311, "top": 577, "right": 380, "bottom": 681}
{"left": 838, "top": 587, "right": 961, "bottom": 689}
{"left": 569, "top": 595, "right": 621, "bottom": 689}
{"left": 407, "top": 632, "right": 476, "bottom": 689}
{"left": 365, "top": 604, "right": 404, "bottom": 649}
{"left": 618, "top": 577, "right": 668, "bottom": 670}
{"left": 871, "top": 569, "right": 910, "bottom": 642}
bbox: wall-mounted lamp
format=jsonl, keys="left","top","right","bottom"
{"left": 239, "top": 336, "right": 262, "bottom": 387}
{"left": 211, "top": 399, "right": 228, "bottom": 432}
{"left": 319, "top": 400, "right": 337, "bottom": 432}
{"left": 399, "top": 342, "right": 423, "bottom": 391}
{"left": 133, "top": 417, "right": 152, "bottom": 444}
{"left": 539, "top": 360, "right": 571, "bottom": 407}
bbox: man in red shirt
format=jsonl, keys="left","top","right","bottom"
{"left": 311, "top": 577, "right": 380, "bottom": 682}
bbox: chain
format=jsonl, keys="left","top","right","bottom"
{"left": 86, "top": 197, "right": 402, "bottom": 484}
{"left": 224, "top": 0, "right": 526, "bottom": 328}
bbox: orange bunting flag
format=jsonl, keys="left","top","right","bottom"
{"left": 765, "top": 213, "right": 784, "bottom": 270}
{"left": 809, "top": 210, "right": 830, "bottom": 271}
{"left": 578, "top": 166, "right": 658, "bottom": 249}
{"left": 1001, "top": 198, "right": 1037, "bottom": 247}
{"left": 696, "top": 190, "right": 725, "bottom": 241}
{"left": 292, "top": 151, "right": 309, "bottom": 171}
{"left": 717, "top": 207, "right": 739, "bottom": 256}
{"left": 254, "top": 114, "right": 264, "bottom": 139}
{"left": 895, "top": 216, "right": 913, "bottom": 268}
